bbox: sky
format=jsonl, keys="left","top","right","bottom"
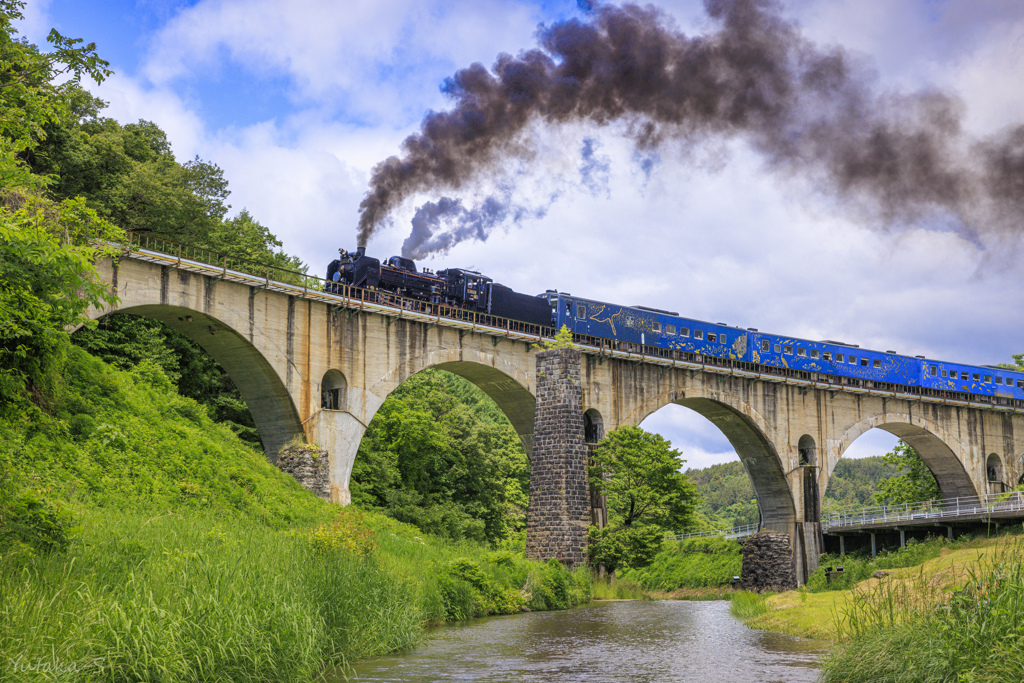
{"left": 21, "top": 0, "right": 1024, "bottom": 475}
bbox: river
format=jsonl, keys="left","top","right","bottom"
{"left": 345, "top": 600, "right": 827, "bottom": 682}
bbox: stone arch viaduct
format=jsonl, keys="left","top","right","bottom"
{"left": 86, "top": 249, "right": 1024, "bottom": 583}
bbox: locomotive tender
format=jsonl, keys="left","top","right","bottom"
{"left": 326, "top": 248, "right": 1024, "bottom": 405}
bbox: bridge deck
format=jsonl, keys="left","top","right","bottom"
{"left": 103, "top": 234, "right": 1023, "bottom": 416}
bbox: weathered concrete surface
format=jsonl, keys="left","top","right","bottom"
{"left": 525, "top": 349, "right": 591, "bottom": 566}
{"left": 86, "top": 254, "right": 1024, "bottom": 582}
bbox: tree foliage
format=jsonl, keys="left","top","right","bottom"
{"left": 350, "top": 369, "right": 530, "bottom": 545}
{"left": 587, "top": 425, "right": 699, "bottom": 572}
{"left": 873, "top": 439, "right": 940, "bottom": 505}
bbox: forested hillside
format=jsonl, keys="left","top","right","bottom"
{"left": 685, "top": 456, "right": 907, "bottom": 529}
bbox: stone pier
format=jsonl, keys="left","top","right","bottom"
{"left": 525, "top": 349, "right": 591, "bottom": 566}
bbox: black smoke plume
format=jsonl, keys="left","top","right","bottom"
{"left": 357, "top": 0, "right": 1024, "bottom": 248}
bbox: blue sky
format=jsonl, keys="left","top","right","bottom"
{"left": 20, "top": 0, "right": 1024, "bottom": 472}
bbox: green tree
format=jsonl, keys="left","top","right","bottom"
{"left": 350, "top": 369, "right": 530, "bottom": 544}
{"left": 587, "top": 425, "right": 699, "bottom": 572}
{"left": 0, "top": 193, "right": 122, "bottom": 404}
{"left": 537, "top": 324, "right": 575, "bottom": 350}
{"left": 874, "top": 439, "right": 940, "bottom": 505}
{"left": 0, "top": 0, "right": 110, "bottom": 187}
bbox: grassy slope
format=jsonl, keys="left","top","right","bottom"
{"left": 0, "top": 347, "right": 590, "bottom": 682}
{"left": 747, "top": 535, "right": 1022, "bottom": 642}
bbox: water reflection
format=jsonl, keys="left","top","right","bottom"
{"left": 347, "top": 600, "right": 826, "bottom": 682}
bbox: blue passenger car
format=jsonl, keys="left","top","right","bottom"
{"left": 546, "top": 292, "right": 1024, "bottom": 403}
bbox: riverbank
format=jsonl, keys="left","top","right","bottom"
{"left": 0, "top": 347, "right": 591, "bottom": 682}
{"left": 733, "top": 532, "right": 1024, "bottom": 682}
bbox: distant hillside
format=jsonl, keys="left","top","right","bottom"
{"left": 685, "top": 457, "right": 898, "bottom": 528}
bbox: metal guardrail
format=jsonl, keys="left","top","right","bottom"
{"left": 670, "top": 523, "right": 761, "bottom": 541}
{"left": 822, "top": 491, "right": 1024, "bottom": 531}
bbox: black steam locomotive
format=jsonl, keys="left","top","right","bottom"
{"left": 325, "top": 247, "right": 552, "bottom": 327}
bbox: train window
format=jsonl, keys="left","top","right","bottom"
{"left": 942, "top": 370, "right": 947, "bottom": 377}
{"left": 653, "top": 322, "right": 662, "bottom": 333}
{"left": 849, "top": 356, "right": 857, "bottom": 364}
{"left": 761, "top": 340, "right": 770, "bottom": 352}
{"left": 1018, "top": 380, "right": 1024, "bottom": 389}
{"left": 950, "top": 371, "right": 957, "bottom": 379}
{"left": 666, "top": 324, "right": 676, "bottom": 335}
{"left": 836, "top": 354, "right": 844, "bottom": 362}
{"left": 797, "top": 348, "right": 806, "bottom": 357}
{"left": 861, "top": 358, "right": 869, "bottom": 367}
{"left": 810, "top": 350, "right": 819, "bottom": 359}
{"left": 873, "top": 359, "right": 881, "bottom": 368}
{"left": 784, "top": 345, "right": 793, "bottom": 354}
{"left": 720, "top": 334, "right": 727, "bottom": 344}
{"left": 695, "top": 330, "right": 703, "bottom": 340}
{"left": 930, "top": 366, "right": 937, "bottom": 376}
{"left": 984, "top": 375, "right": 991, "bottom": 383}
{"left": 973, "top": 373, "right": 980, "bottom": 382}
{"left": 775, "top": 344, "right": 782, "bottom": 353}
{"left": 576, "top": 305, "right": 586, "bottom": 319}
{"left": 823, "top": 352, "right": 832, "bottom": 361}
{"left": 681, "top": 327, "right": 690, "bottom": 337}
{"left": 996, "top": 377, "right": 1004, "bottom": 385}
{"left": 708, "top": 333, "right": 717, "bottom": 342}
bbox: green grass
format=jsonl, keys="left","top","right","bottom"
{"left": 591, "top": 575, "right": 647, "bottom": 600}
{"left": 621, "top": 536, "right": 742, "bottom": 591}
{"left": 729, "top": 590, "right": 770, "bottom": 619}
{"left": 0, "top": 345, "right": 592, "bottom": 681}
{"left": 820, "top": 538, "right": 1024, "bottom": 682}
{"left": 806, "top": 536, "right": 962, "bottom": 593}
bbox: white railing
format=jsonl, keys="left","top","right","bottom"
{"left": 822, "top": 491, "right": 1024, "bottom": 531}
{"left": 670, "top": 522, "right": 761, "bottom": 541}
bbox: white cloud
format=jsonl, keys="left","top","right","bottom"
{"left": 15, "top": 0, "right": 53, "bottom": 44}
{"left": 65, "top": 0, "right": 1024, "bottom": 477}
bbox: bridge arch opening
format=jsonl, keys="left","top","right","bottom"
{"left": 352, "top": 364, "right": 533, "bottom": 544}
{"left": 78, "top": 306, "right": 304, "bottom": 461}
{"left": 638, "top": 399, "right": 794, "bottom": 535}
{"left": 835, "top": 421, "right": 972, "bottom": 501}
{"left": 321, "top": 369, "right": 347, "bottom": 411}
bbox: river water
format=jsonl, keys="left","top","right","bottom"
{"left": 346, "top": 600, "right": 827, "bottom": 682}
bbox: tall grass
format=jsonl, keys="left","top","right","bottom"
{"left": 822, "top": 538, "right": 1024, "bottom": 682}
{"left": 0, "top": 509, "right": 423, "bottom": 682}
{"left": 591, "top": 575, "right": 647, "bottom": 600}
{"left": 621, "top": 536, "right": 742, "bottom": 591}
{"left": 0, "top": 507, "right": 592, "bottom": 682}
{"left": 729, "top": 590, "right": 770, "bottom": 619}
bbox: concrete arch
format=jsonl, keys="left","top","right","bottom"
{"left": 833, "top": 414, "right": 979, "bottom": 499}
{"left": 367, "top": 348, "right": 537, "bottom": 454}
{"left": 84, "top": 304, "right": 304, "bottom": 460}
{"left": 633, "top": 392, "right": 796, "bottom": 532}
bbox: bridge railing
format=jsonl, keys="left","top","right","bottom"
{"left": 822, "top": 491, "right": 1024, "bottom": 531}
{"left": 669, "top": 522, "right": 761, "bottom": 542}
{"left": 118, "top": 232, "right": 556, "bottom": 340}
{"left": 105, "top": 233, "right": 1024, "bottom": 413}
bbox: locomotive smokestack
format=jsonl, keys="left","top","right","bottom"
{"left": 356, "top": 246, "right": 366, "bottom": 257}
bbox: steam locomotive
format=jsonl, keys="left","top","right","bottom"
{"left": 326, "top": 247, "right": 551, "bottom": 326}
{"left": 326, "top": 248, "right": 1024, "bottom": 404}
